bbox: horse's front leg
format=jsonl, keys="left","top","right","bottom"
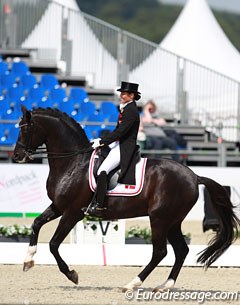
{"left": 23, "top": 203, "right": 61, "bottom": 271}
{"left": 49, "top": 211, "right": 82, "bottom": 284}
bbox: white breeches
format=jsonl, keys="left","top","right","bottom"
{"left": 97, "top": 141, "right": 120, "bottom": 175}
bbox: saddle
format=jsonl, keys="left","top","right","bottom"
{"left": 89, "top": 147, "right": 147, "bottom": 197}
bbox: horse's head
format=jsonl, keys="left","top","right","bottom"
{"left": 13, "top": 105, "right": 92, "bottom": 163}
{"left": 13, "top": 105, "right": 46, "bottom": 163}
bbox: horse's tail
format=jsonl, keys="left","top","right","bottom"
{"left": 197, "top": 176, "right": 240, "bottom": 268}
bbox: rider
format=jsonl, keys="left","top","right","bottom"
{"left": 88, "top": 81, "right": 141, "bottom": 216}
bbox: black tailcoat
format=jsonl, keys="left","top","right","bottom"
{"left": 100, "top": 101, "right": 140, "bottom": 184}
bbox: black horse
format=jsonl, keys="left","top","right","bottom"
{"left": 13, "top": 106, "right": 239, "bottom": 291}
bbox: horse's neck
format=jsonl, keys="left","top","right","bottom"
{"left": 40, "top": 118, "right": 90, "bottom": 170}
{"left": 38, "top": 116, "right": 89, "bottom": 153}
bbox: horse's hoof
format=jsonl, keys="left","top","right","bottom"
{"left": 152, "top": 279, "right": 175, "bottom": 293}
{"left": 152, "top": 286, "right": 165, "bottom": 293}
{"left": 122, "top": 276, "right": 142, "bottom": 291}
{"left": 68, "top": 270, "right": 78, "bottom": 285}
{"left": 23, "top": 260, "right": 34, "bottom": 272}
{"left": 122, "top": 287, "right": 133, "bottom": 293}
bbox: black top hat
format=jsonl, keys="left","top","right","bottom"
{"left": 117, "top": 81, "right": 140, "bottom": 94}
{"left": 117, "top": 81, "right": 141, "bottom": 100}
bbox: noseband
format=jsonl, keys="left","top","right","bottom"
{"left": 18, "top": 121, "right": 35, "bottom": 160}
{"left": 17, "top": 119, "right": 93, "bottom": 160}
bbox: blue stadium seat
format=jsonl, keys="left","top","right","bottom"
{"left": 40, "top": 74, "right": 59, "bottom": 91}
{"left": 11, "top": 61, "right": 29, "bottom": 78}
{"left": 104, "top": 112, "right": 119, "bottom": 132}
{"left": 28, "top": 85, "right": 45, "bottom": 103}
{"left": 20, "top": 73, "right": 37, "bottom": 90}
{"left": 37, "top": 96, "right": 54, "bottom": 109}
{"left": 99, "top": 101, "right": 118, "bottom": 117}
{"left": 86, "top": 113, "right": 106, "bottom": 124}
{"left": 59, "top": 99, "right": 77, "bottom": 116}
{"left": 0, "top": 123, "right": 5, "bottom": 134}
{"left": 0, "top": 96, "right": 11, "bottom": 113}
{"left": 0, "top": 123, "right": 19, "bottom": 146}
{"left": 72, "top": 112, "right": 86, "bottom": 123}
{"left": 0, "top": 61, "right": 8, "bottom": 75}
{"left": 0, "top": 123, "right": 9, "bottom": 134}
{"left": 1, "top": 108, "right": 21, "bottom": 120}
{"left": 49, "top": 86, "right": 66, "bottom": 103}
{"left": 83, "top": 125, "right": 102, "bottom": 140}
{"left": 85, "top": 113, "right": 107, "bottom": 139}
{"left": 6, "top": 84, "right": 25, "bottom": 111}
{"left": 108, "top": 112, "right": 119, "bottom": 122}
{"left": 69, "top": 87, "right": 88, "bottom": 103}
{"left": 0, "top": 132, "right": 11, "bottom": 146}
{"left": 18, "top": 97, "right": 37, "bottom": 111}
{"left": 0, "top": 84, "right": 3, "bottom": 96}
{"left": 6, "top": 124, "right": 19, "bottom": 144}
{"left": 79, "top": 101, "right": 96, "bottom": 117}
{"left": 7, "top": 84, "right": 25, "bottom": 101}
{"left": 0, "top": 72, "right": 16, "bottom": 89}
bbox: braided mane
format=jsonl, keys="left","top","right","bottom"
{"left": 33, "top": 107, "right": 90, "bottom": 144}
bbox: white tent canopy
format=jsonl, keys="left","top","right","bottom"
{"left": 21, "top": 0, "right": 117, "bottom": 88}
{"left": 130, "top": 0, "right": 240, "bottom": 105}
{"left": 129, "top": 0, "right": 240, "bottom": 141}
{"left": 160, "top": 0, "right": 240, "bottom": 81}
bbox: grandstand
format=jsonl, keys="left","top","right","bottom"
{"left": 0, "top": 0, "right": 240, "bottom": 166}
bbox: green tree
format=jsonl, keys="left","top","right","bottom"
{"left": 76, "top": 0, "right": 240, "bottom": 49}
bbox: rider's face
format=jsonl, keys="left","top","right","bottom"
{"left": 120, "top": 92, "right": 134, "bottom": 104}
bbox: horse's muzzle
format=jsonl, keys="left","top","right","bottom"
{"left": 13, "top": 150, "right": 32, "bottom": 163}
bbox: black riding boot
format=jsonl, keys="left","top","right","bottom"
{"left": 88, "top": 171, "right": 107, "bottom": 217}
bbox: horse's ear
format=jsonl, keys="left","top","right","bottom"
{"left": 21, "top": 104, "right": 32, "bottom": 123}
{"left": 21, "top": 104, "right": 27, "bottom": 114}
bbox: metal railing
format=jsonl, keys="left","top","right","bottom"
{"left": 0, "top": 140, "right": 239, "bottom": 167}
{"left": 0, "top": 0, "right": 240, "bottom": 141}
{"left": 141, "top": 144, "right": 240, "bottom": 167}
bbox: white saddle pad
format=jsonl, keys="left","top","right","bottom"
{"left": 88, "top": 150, "right": 147, "bottom": 196}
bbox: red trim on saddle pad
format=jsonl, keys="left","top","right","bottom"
{"left": 125, "top": 185, "right": 136, "bottom": 189}
{"left": 89, "top": 150, "right": 147, "bottom": 196}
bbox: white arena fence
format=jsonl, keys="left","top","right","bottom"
{"left": 0, "top": 0, "right": 240, "bottom": 141}
{"left": 0, "top": 243, "right": 240, "bottom": 267}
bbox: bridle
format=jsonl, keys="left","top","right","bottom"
{"left": 17, "top": 118, "right": 93, "bottom": 160}
{"left": 17, "top": 121, "right": 35, "bottom": 160}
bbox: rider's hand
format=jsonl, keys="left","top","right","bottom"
{"left": 91, "top": 138, "right": 102, "bottom": 149}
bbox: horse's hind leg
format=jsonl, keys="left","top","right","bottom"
{"left": 153, "top": 222, "right": 189, "bottom": 292}
{"left": 123, "top": 216, "right": 168, "bottom": 291}
{"left": 23, "top": 203, "right": 61, "bottom": 271}
{"left": 49, "top": 212, "right": 81, "bottom": 284}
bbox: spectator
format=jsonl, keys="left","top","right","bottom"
{"left": 139, "top": 100, "right": 182, "bottom": 161}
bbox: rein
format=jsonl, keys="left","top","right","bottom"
{"left": 30, "top": 146, "right": 93, "bottom": 159}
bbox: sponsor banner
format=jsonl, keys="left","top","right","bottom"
{"left": 0, "top": 164, "right": 50, "bottom": 214}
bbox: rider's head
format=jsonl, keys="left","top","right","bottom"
{"left": 117, "top": 81, "right": 141, "bottom": 102}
